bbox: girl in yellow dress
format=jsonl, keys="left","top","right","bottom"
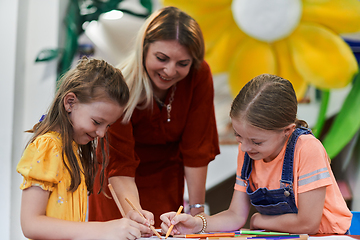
{"left": 17, "top": 57, "right": 152, "bottom": 239}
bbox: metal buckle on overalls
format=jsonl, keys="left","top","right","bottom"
{"left": 243, "top": 177, "right": 248, "bottom": 187}
{"left": 280, "top": 180, "right": 292, "bottom": 197}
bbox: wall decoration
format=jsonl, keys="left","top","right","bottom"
{"left": 163, "top": 0, "right": 360, "bottom": 159}
{"left": 163, "top": 0, "right": 360, "bottom": 99}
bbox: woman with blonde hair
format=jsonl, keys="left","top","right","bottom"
{"left": 89, "top": 6, "right": 220, "bottom": 229}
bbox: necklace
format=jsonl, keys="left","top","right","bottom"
{"left": 153, "top": 84, "right": 177, "bottom": 122}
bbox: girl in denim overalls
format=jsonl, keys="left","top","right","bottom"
{"left": 160, "top": 74, "right": 351, "bottom": 235}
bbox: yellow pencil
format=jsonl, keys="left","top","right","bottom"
{"left": 165, "top": 205, "right": 184, "bottom": 239}
{"left": 108, "top": 184, "right": 125, "bottom": 217}
{"left": 124, "top": 197, "right": 162, "bottom": 239}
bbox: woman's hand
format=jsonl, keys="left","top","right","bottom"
{"left": 160, "top": 212, "right": 203, "bottom": 236}
{"left": 126, "top": 209, "right": 154, "bottom": 237}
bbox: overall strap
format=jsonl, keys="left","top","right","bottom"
{"left": 280, "top": 127, "right": 312, "bottom": 186}
{"left": 241, "top": 152, "right": 252, "bottom": 180}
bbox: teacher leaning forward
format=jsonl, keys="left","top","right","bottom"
{"left": 88, "top": 6, "right": 220, "bottom": 228}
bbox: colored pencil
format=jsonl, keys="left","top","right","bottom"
{"left": 245, "top": 234, "right": 308, "bottom": 240}
{"left": 215, "top": 234, "right": 308, "bottom": 240}
{"left": 124, "top": 197, "right": 162, "bottom": 239}
{"left": 165, "top": 205, "right": 184, "bottom": 238}
{"left": 174, "top": 232, "right": 236, "bottom": 238}
{"left": 239, "top": 230, "right": 289, "bottom": 235}
{"left": 247, "top": 234, "right": 301, "bottom": 239}
{"left": 108, "top": 184, "right": 125, "bottom": 217}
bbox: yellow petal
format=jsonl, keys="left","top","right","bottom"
{"left": 162, "top": 0, "right": 234, "bottom": 49}
{"left": 161, "top": 0, "right": 232, "bottom": 19}
{"left": 197, "top": 8, "right": 237, "bottom": 50}
{"left": 288, "top": 22, "right": 358, "bottom": 89}
{"left": 206, "top": 25, "right": 247, "bottom": 74}
{"left": 302, "top": 0, "right": 360, "bottom": 33}
{"left": 163, "top": 0, "right": 232, "bottom": 9}
{"left": 228, "top": 38, "right": 277, "bottom": 97}
{"left": 273, "top": 40, "right": 308, "bottom": 99}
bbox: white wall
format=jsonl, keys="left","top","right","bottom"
{"left": 1, "top": 1, "right": 62, "bottom": 239}
{"left": 1, "top": 1, "right": 19, "bottom": 239}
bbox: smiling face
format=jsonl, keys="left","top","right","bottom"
{"left": 145, "top": 40, "right": 193, "bottom": 97}
{"left": 65, "top": 93, "right": 124, "bottom": 145}
{"left": 231, "top": 117, "right": 294, "bottom": 162}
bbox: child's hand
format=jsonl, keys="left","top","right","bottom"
{"left": 102, "top": 218, "right": 141, "bottom": 240}
{"left": 160, "top": 212, "right": 202, "bottom": 236}
{"left": 126, "top": 209, "right": 154, "bottom": 237}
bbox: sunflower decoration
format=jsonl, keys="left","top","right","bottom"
{"left": 162, "top": 0, "right": 360, "bottom": 100}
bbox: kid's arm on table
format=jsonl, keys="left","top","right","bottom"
{"left": 206, "top": 190, "right": 251, "bottom": 232}
{"left": 20, "top": 186, "right": 142, "bottom": 240}
{"left": 250, "top": 187, "right": 326, "bottom": 234}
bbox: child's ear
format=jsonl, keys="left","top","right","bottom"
{"left": 64, "top": 92, "right": 77, "bottom": 113}
{"left": 284, "top": 123, "right": 296, "bottom": 137}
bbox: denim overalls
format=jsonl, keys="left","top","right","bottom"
{"left": 240, "top": 127, "right": 312, "bottom": 215}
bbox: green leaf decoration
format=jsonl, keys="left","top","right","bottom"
{"left": 322, "top": 72, "right": 360, "bottom": 159}
{"left": 35, "top": 49, "right": 62, "bottom": 62}
{"left": 56, "top": 0, "right": 152, "bottom": 84}
{"left": 140, "top": 0, "right": 152, "bottom": 13}
{"left": 312, "top": 90, "right": 330, "bottom": 138}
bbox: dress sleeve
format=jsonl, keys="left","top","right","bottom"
{"left": 100, "top": 119, "right": 140, "bottom": 178}
{"left": 16, "top": 136, "right": 63, "bottom": 192}
{"left": 180, "top": 61, "right": 220, "bottom": 167}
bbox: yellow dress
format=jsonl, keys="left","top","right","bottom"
{"left": 17, "top": 131, "right": 87, "bottom": 222}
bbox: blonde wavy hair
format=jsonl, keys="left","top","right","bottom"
{"left": 120, "top": 6, "right": 205, "bottom": 122}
